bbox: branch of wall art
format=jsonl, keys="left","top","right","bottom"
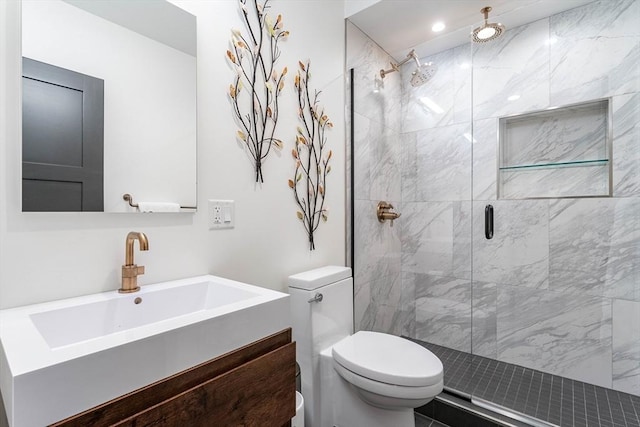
{"left": 289, "top": 60, "right": 333, "bottom": 251}
{"left": 227, "top": 0, "right": 289, "bottom": 183}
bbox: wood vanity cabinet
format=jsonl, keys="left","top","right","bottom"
{"left": 51, "top": 329, "right": 296, "bottom": 427}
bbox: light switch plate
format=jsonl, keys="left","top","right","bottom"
{"left": 208, "top": 200, "right": 235, "bottom": 229}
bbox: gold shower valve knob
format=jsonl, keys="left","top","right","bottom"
{"left": 377, "top": 201, "right": 401, "bottom": 224}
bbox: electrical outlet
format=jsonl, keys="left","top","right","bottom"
{"left": 213, "top": 205, "right": 222, "bottom": 224}
{"left": 208, "top": 200, "right": 235, "bottom": 229}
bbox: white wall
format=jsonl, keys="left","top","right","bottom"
{"left": 0, "top": 0, "right": 346, "bottom": 309}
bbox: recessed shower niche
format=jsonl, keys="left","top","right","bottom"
{"left": 498, "top": 99, "right": 611, "bottom": 199}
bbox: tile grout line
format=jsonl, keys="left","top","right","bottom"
{"left": 630, "top": 393, "right": 640, "bottom": 426}
{"left": 570, "top": 378, "right": 577, "bottom": 426}
{"left": 611, "top": 390, "right": 629, "bottom": 427}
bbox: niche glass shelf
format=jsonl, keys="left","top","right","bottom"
{"left": 498, "top": 99, "right": 611, "bottom": 199}
{"left": 499, "top": 159, "right": 609, "bottom": 171}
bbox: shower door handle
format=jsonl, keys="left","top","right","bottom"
{"left": 485, "top": 204, "right": 494, "bottom": 239}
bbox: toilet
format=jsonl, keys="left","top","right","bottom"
{"left": 289, "top": 266, "right": 443, "bottom": 427}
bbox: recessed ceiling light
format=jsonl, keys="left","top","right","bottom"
{"left": 432, "top": 22, "right": 446, "bottom": 32}
{"left": 507, "top": 94, "right": 521, "bottom": 101}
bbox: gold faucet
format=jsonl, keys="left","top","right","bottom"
{"left": 119, "top": 231, "right": 149, "bottom": 293}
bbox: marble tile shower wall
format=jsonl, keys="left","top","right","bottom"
{"left": 397, "top": 0, "right": 640, "bottom": 396}
{"left": 346, "top": 22, "right": 405, "bottom": 335}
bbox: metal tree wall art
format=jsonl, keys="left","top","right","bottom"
{"left": 227, "top": 0, "right": 289, "bottom": 183}
{"left": 289, "top": 60, "right": 333, "bottom": 250}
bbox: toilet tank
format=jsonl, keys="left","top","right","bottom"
{"left": 289, "top": 265, "right": 353, "bottom": 356}
{"left": 288, "top": 266, "right": 353, "bottom": 427}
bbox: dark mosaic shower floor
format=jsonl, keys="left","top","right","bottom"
{"left": 411, "top": 339, "right": 640, "bottom": 427}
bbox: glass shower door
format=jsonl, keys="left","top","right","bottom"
{"left": 469, "top": 1, "right": 640, "bottom": 424}
{"left": 395, "top": 39, "right": 476, "bottom": 398}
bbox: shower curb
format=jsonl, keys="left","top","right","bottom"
{"left": 417, "top": 391, "right": 534, "bottom": 427}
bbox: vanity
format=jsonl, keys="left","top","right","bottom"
{"left": 4, "top": 2, "right": 296, "bottom": 424}
{"left": 0, "top": 276, "right": 295, "bottom": 426}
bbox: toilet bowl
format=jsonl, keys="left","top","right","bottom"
{"left": 289, "top": 266, "right": 443, "bottom": 427}
{"left": 333, "top": 330, "right": 443, "bottom": 409}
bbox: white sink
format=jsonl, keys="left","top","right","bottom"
{"left": 29, "top": 279, "right": 260, "bottom": 349}
{"left": 0, "top": 275, "right": 290, "bottom": 427}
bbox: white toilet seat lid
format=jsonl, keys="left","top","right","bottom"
{"left": 332, "top": 331, "right": 443, "bottom": 387}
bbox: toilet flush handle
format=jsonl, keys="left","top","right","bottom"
{"left": 308, "top": 293, "right": 323, "bottom": 303}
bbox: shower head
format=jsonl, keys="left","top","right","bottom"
{"left": 410, "top": 62, "right": 437, "bottom": 87}
{"left": 472, "top": 6, "right": 505, "bottom": 43}
{"left": 380, "top": 50, "right": 437, "bottom": 86}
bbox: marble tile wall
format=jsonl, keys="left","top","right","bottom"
{"left": 396, "top": 33, "right": 475, "bottom": 364}
{"left": 401, "top": 44, "right": 471, "bottom": 132}
{"left": 472, "top": 18, "right": 550, "bottom": 121}
{"left": 548, "top": 0, "right": 639, "bottom": 106}
{"left": 496, "top": 286, "right": 613, "bottom": 389}
{"left": 412, "top": 272, "right": 472, "bottom": 353}
{"left": 349, "top": 0, "right": 639, "bottom": 397}
{"left": 347, "top": 22, "right": 404, "bottom": 334}
{"left": 613, "top": 92, "right": 640, "bottom": 198}
{"left": 402, "top": 124, "right": 472, "bottom": 202}
{"left": 613, "top": 299, "right": 640, "bottom": 395}
{"left": 549, "top": 198, "right": 640, "bottom": 301}
{"left": 472, "top": 200, "right": 549, "bottom": 290}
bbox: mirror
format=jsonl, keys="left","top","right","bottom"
{"left": 21, "top": 0, "right": 197, "bottom": 212}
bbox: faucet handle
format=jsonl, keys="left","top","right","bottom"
{"left": 122, "top": 264, "right": 144, "bottom": 278}
{"left": 120, "top": 264, "right": 144, "bottom": 293}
